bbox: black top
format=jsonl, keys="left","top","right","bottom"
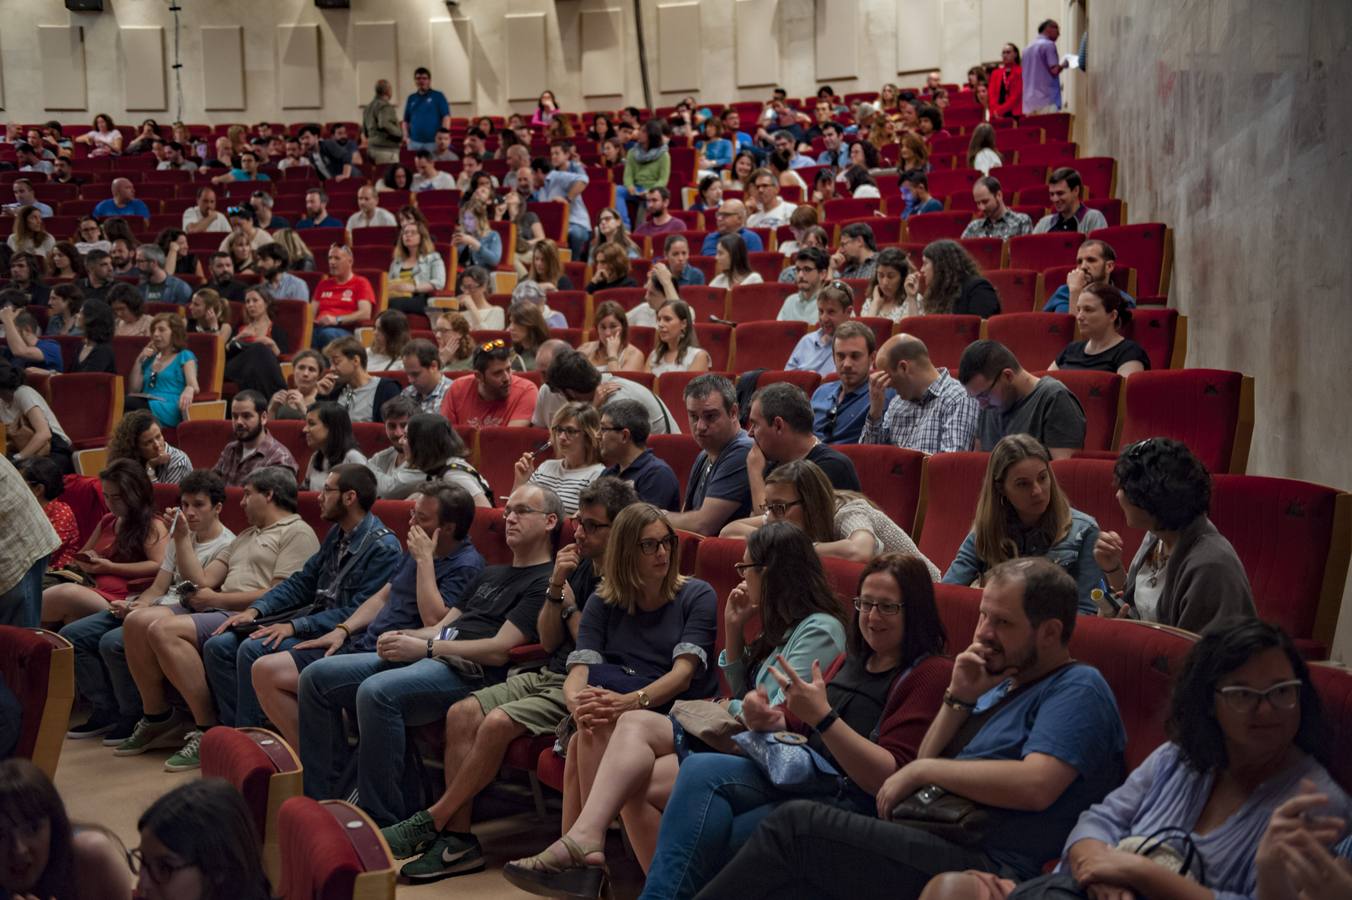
{"left": 447, "top": 561, "right": 554, "bottom": 679}
{"left": 587, "top": 276, "right": 638, "bottom": 293}
{"left": 1054, "top": 338, "right": 1151, "bottom": 373}
{"left": 955, "top": 274, "right": 1001, "bottom": 318}
{"left": 812, "top": 656, "right": 899, "bottom": 759}
{"left": 557, "top": 274, "right": 575, "bottom": 291}
{"left": 75, "top": 342, "right": 116, "bottom": 374}
{"left": 766, "top": 443, "right": 861, "bottom": 491}
{"left": 546, "top": 556, "right": 600, "bottom": 674}
{"left": 212, "top": 278, "right": 249, "bottom": 302}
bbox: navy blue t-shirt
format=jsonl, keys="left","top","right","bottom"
{"left": 352, "top": 542, "right": 485, "bottom": 652}
{"left": 604, "top": 447, "right": 681, "bottom": 511}
{"left": 685, "top": 431, "right": 753, "bottom": 522}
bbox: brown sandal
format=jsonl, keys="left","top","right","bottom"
{"left": 502, "top": 834, "right": 608, "bottom": 898}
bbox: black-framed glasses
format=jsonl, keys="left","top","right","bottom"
{"left": 971, "top": 371, "right": 1005, "bottom": 404}
{"left": 573, "top": 515, "right": 612, "bottom": 535}
{"left": 552, "top": 425, "right": 583, "bottom": 438}
{"left": 130, "top": 847, "right": 194, "bottom": 884}
{"left": 638, "top": 535, "right": 678, "bottom": 556}
{"left": 759, "top": 499, "right": 803, "bottom": 518}
{"left": 598, "top": 425, "right": 626, "bottom": 434}
{"left": 504, "top": 505, "right": 548, "bottom": 519}
{"left": 854, "top": 596, "right": 904, "bottom": 616}
{"left": 732, "top": 560, "right": 764, "bottom": 575}
{"left": 1215, "top": 679, "right": 1302, "bottom": 714}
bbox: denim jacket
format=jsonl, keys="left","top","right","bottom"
{"left": 248, "top": 511, "right": 403, "bottom": 637}
{"left": 943, "top": 507, "right": 1103, "bottom": 614}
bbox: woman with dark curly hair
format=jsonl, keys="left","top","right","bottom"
{"left": 907, "top": 239, "right": 1000, "bottom": 318}
{"left": 922, "top": 618, "right": 1347, "bottom": 900}
{"left": 106, "top": 408, "right": 193, "bottom": 485}
{"left": 1094, "top": 437, "right": 1254, "bottom": 630}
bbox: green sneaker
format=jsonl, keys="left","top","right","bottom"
{"left": 380, "top": 809, "right": 438, "bottom": 859}
{"left": 112, "top": 711, "right": 187, "bottom": 756}
{"left": 400, "top": 831, "right": 484, "bottom": 884}
{"left": 163, "top": 729, "right": 204, "bottom": 772}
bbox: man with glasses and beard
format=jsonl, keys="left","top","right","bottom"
{"left": 211, "top": 390, "right": 298, "bottom": 485}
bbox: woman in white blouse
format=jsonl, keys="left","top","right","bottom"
{"left": 646, "top": 299, "right": 711, "bottom": 376}
{"left": 74, "top": 114, "right": 123, "bottom": 156}
{"left": 708, "top": 233, "right": 763, "bottom": 289}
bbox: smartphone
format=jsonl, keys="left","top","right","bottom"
{"left": 168, "top": 507, "right": 181, "bottom": 535}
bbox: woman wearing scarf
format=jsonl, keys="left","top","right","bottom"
{"left": 617, "top": 120, "right": 671, "bottom": 229}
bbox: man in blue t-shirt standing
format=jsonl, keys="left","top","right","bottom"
{"left": 403, "top": 67, "right": 451, "bottom": 153}
{"left": 695, "top": 556, "right": 1127, "bottom": 899}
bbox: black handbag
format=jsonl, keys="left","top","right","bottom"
{"left": 889, "top": 784, "right": 993, "bottom": 847}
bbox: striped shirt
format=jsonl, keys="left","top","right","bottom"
{"left": 529, "top": 460, "right": 604, "bottom": 516}
{"left": 150, "top": 445, "right": 194, "bottom": 485}
{"left": 859, "top": 368, "right": 979, "bottom": 454}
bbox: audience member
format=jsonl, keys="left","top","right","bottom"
{"left": 182, "top": 186, "right": 230, "bottom": 234}
{"left": 701, "top": 200, "right": 764, "bottom": 255}
{"left": 3, "top": 254, "right": 49, "bottom": 306}
{"left": 108, "top": 282, "right": 152, "bottom": 336}
{"left": 299, "top": 401, "right": 367, "bottom": 491}
{"left": 441, "top": 338, "right": 539, "bottom": 428}
{"left": 863, "top": 334, "right": 979, "bottom": 454}
{"left": 709, "top": 233, "right": 762, "bottom": 289}
{"left": 665, "top": 374, "right": 754, "bottom": 535}
{"left": 135, "top": 243, "right": 192, "bottom": 305}
{"left": 989, "top": 43, "right": 1023, "bottom": 118}
{"left": 860, "top": 247, "right": 916, "bottom": 321}
{"left": 962, "top": 176, "right": 1034, "bottom": 239}
{"left": 106, "top": 408, "right": 191, "bottom": 485}
{"left": 17, "top": 456, "right": 81, "bottom": 572}
{"left": 746, "top": 381, "right": 861, "bottom": 515}
{"left": 205, "top": 251, "right": 248, "bottom": 301}
{"left": 515, "top": 402, "right": 605, "bottom": 515}
{"left": 0, "top": 361, "right": 70, "bottom": 469}
{"left": 910, "top": 239, "right": 1001, "bottom": 317}
{"left": 1033, "top": 167, "right": 1108, "bottom": 234}
{"left": 532, "top": 144, "right": 592, "bottom": 259}
{"left": 777, "top": 247, "right": 830, "bottom": 323}
{"left": 310, "top": 244, "right": 375, "bottom": 346}
{"left": 212, "top": 390, "right": 299, "bottom": 484}
{"left": 0, "top": 307, "right": 63, "bottom": 373}
{"left": 535, "top": 349, "right": 678, "bottom": 436}
{"left": 633, "top": 187, "right": 684, "bottom": 238}
{"left": 1042, "top": 239, "right": 1136, "bottom": 313}
{"left": 1049, "top": 283, "right": 1150, "bottom": 374}
{"left": 92, "top": 178, "right": 150, "bottom": 220}
{"left": 786, "top": 281, "right": 854, "bottom": 376}
{"left": 126, "top": 313, "right": 200, "bottom": 429}
{"left": 598, "top": 399, "right": 681, "bottom": 510}
{"left": 959, "top": 340, "right": 1086, "bottom": 458}
{"left": 1023, "top": 19, "right": 1064, "bottom": 114}
{"left": 899, "top": 170, "right": 944, "bottom": 219}
{"left": 362, "top": 79, "right": 403, "bottom": 164}
{"left": 578, "top": 301, "right": 646, "bottom": 372}
{"left": 267, "top": 348, "right": 326, "bottom": 420}
{"left": 647, "top": 299, "right": 712, "bottom": 375}
{"left": 829, "top": 222, "right": 878, "bottom": 279}
{"left": 6, "top": 207, "right": 54, "bottom": 257}
{"left": 403, "top": 67, "right": 452, "bottom": 151}
{"left": 746, "top": 168, "right": 798, "bottom": 229}
{"left": 73, "top": 298, "right": 117, "bottom": 373}
{"left": 810, "top": 320, "right": 878, "bottom": 444}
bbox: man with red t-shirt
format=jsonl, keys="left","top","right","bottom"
{"left": 311, "top": 244, "right": 375, "bottom": 347}
{"left": 440, "top": 340, "right": 538, "bottom": 428}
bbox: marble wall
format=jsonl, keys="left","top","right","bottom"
{"left": 1082, "top": 0, "right": 1352, "bottom": 661}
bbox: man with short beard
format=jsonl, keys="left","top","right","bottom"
{"left": 211, "top": 391, "right": 298, "bottom": 485}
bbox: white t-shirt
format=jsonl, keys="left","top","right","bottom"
{"left": 347, "top": 208, "right": 398, "bottom": 230}
{"left": 626, "top": 303, "right": 658, "bottom": 328}
{"left": 533, "top": 373, "right": 678, "bottom": 435}
{"left": 709, "top": 272, "right": 764, "bottom": 289}
{"left": 973, "top": 148, "right": 1003, "bottom": 176}
{"left": 0, "top": 385, "right": 70, "bottom": 444}
{"left": 182, "top": 207, "right": 231, "bottom": 232}
{"left": 154, "top": 526, "right": 237, "bottom": 606}
{"left": 304, "top": 447, "right": 368, "bottom": 492}
{"left": 529, "top": 460, "right": 604, "bottom": 516}
{"left": 747, "top": 201, "right": 799, "bottom": 229}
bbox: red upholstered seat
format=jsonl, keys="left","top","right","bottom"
{"left": 906, "top": 211, "right": 974, "bottom": 244}
{"left": 677, "top": 285, "right": 730, "bottom": 323}
{"left": 1007, "top": 232, "right": 1085, "bottom": 271}
{"left": 548, "top": 291, "right": 588, "bottom": 329}
{"left": 1074, "top": 156, "right": 1119, "bottom": 200}
{"left": 1050, "top": 458, "right": 1148, "bottom": 565}
{"left": 1311, "top": 664, "right": 1352, "bottom": 791}
{"left": 478, "top": 426, "right": 550, "bottom": 501}
{"left": 693, "top": 323, "right": 733, "bottom": 370}
{"left": 1210, "top": 475, "right": 1352, "bottom": 657}
{"left": 612, "top": 370, "right": 655, "bottom": 390}
{"left": 1021, "top": 113, "right": 1073, "bottom": 143}
{"left": 48, "top": 373, "right": 124, "bottom": 449}
{"left": 729, "top": 282, "right": 797, "bottom": 323}
{"left": 371, "top": 500, "right": 414, "bottom": 546}
{"left": 897, "top": 314, "right": 982, "bottom": 371}
{"left": 177, "top": 419, "right": 234, "bottom": 469}
{"left": 1016, "top": 141, "right": 1078, "bottom": 167}
{"left": 200, "top": 726, "right": 302, "bottom": 887}
{"left": 268, "top": 420, "right": 311, "bottom": 474}
{"left": 278, "top": 797, "right": 395, "bottom": 900}
{"left": 591, "top": 287, "right": 646, "bottom": 314}
{"left": 989, "top": 164, "right": 1051, "bottom": 197}
{"left": 823, "top": 197, "right": 883, "bottom": 221}
{"left": 984, "top": 269, "right": 1041, "bottom": 313}
{"left": 1089, "top": 224, "right": 1173, "bottom": 297}
{"left": 1038, "top": 370, "right": 1122, "bottom": 451}
{"left": 649, "top": 434, "right": 702, "bottom": 500}
{"left": 1121, "top": 308, "right": 1183, "bottom": 371}
{"left": 985, "top": 313, "right": 1075, "bottom": 369}
{"left": 926, "top": 169, "right": 982, "bottom": 198}
{"left": 755, "top": 369, "right": 821, "bottom": 397}
{"left": 820, "top": 556, "right": 867, "bottom": 611}
{"left": 467, "top": 507, "right": 515, "bottom": 566}
{"left": 916, "top": 452, "right": 988, "bottom": 572}
{"left": 351, "top": 422, "right": 388, "bottom": 459}
{"left": 536, "top": 745, "right": 566, "bottom": 792}
{"left": 731, "top": 321, "right": 807, "bottom": 372}
{"left": 1116, "top": 369, "right": 1253, "bottom": 474}
{"left": 693, "top": 536, "right": 748, "bottom": 661}
{"left": 0, "top": 627, "right": 73, "bottom": 778}
{"left": 957, "top": 237, "right": 1004, "bottom": 272}
{"left": 836, "top": 445, "right": 926, "bottom": 532}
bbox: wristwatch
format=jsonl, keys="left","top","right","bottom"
{"left": 811, "top": 709, "right": 840, "bottom": 735}
{"left": 561, "top": 605, "right": 578, "bottom": 622}
{"left": 637, "top": 690, "right": 652, "bottom": 709}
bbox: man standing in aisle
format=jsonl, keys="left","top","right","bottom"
{"left": 403, "top": 68, "right": 451, "bottom": 153}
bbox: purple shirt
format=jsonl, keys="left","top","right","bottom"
{"left": 1022, "top": 35, "right": 1062, "bottom": 111}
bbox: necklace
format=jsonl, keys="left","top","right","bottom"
{"left": 1146, "top": 539, "right": 1171, "bottom": 588}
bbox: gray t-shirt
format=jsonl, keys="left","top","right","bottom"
{"left": 533, "top": 374, "right": 678, "bottom": 434}
{"left": 977, "top": 376, "right": 1086, "bottom": 451}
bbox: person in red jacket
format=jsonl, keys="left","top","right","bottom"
{"left": 989, "top": 43, "right": 1024, "bottom": 120}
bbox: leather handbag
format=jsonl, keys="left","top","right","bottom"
{"left": 889, "top": 784, "right": 993, "bottom": 847}
{"left": 731, "top": 730, "right": 843, "bottom": 796}
{"left": 670, "top": 699, "right": 746, "bottom": 754}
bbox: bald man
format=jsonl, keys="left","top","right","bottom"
{"left": 700, "top": 199, "right": 765, "bottom": 255}
{"left": 92, "top": 177, "right": 151, "bottom": 220}
{"left": 533, "top": 338, "right": 573, "bottom": 374}
{"left": 860, "top": 334, "right": 979, "bottom": 454}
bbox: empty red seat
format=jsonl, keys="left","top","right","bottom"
{"left": 694, "top": 536, "right": 750, "bottom": 662}
{"left": 906, "top": 211, "right": 974, "bottom": 244}
{"left": 839, "top": 216, "right": 903, "bottom": 245}
{"left": 351, "top": 422, "right": 388, "bottom": 459}
{"left": 1117, "top": 369, "right": 1254, "bottom": 474}
{"left": 677, "top": 285, "right": 730, "bottom": 323}
{"left": 268, "top": 420, "right": 311, "bottom": 474}
{"left": 957, "top": 237, "right": 1004, "bottom": 272}
{"left": 649, "top": 433, "right": 702, "bottom": 501}
{"left": 1089, "top": 223, "right": 1173, "bottom": 296}
{"left": 1038, "top": 370, "right": 1123, "bottom": 452}
{"left": 988, "top": 163, "right": 1050, "bottom": 196}
{"left": 755, "top": 369, "right": 821, "bottom": 397}
{"left": 693, "top": 323, "right": 733, "bottom": 370}
{"left": 836, "top": 445, "right": 926, "bottom": 532}
{"left": 729, "top": 282, "right": 796, "bottom": 323}
{"left": 1007, "top": 232, "right": 1085, "bottom": 271}
{"left": 175, "top": 420, "right": 233, "bottom": 469}
{"left": 277, "top": 797, "right": 395, "bottom": 900}
{"left": 896, "top": 314, "right": 982, "bottom": 371}
{"left": 823, "top": 197, "right": 883, "bottom": 221}
{"left": 200, "top": 726, "right": 302, "bottom": 886}
{"left": 1121, "top": 307, "right": 1183, "bottom": 370}
{"left": 985, "top": 313, "right": 1075, "bottom": 369}
{"left": 48, "top": 373, "right": 124, "bottom": 449}
{"left": 916, "top": 451, "right": 988, "bottom": 571}
{"left": 926, "top": 169, "right": 982, "bottom": 198}
{"left": 1084, "top": 198, "right": 1126, "bottom": 227}
{"left": 0, "top": 627, "right": 74, "bottom": 778}
{"left": 1074, "top": 156, "right": 1118, "bottom": 200}
{"left": 466, "top": 507, "right": 514, "bottom": 566}
{"left": 984, "top": 269, "right": 1040, "bottom": 313}
{"left": 731, "top": 321, "right": 807, "bottom": 372}
{"left": 1020, "top": 113, "right": 1073, "bottom": 143}
{"left": 1016, "top": 141, "right": 1078, "bottom": 167}
{"left": 477, "top": 426, "right": 551, "bottom": 501}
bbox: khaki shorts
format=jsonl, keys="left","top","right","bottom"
{"left": 472, "top": 670, "right": 570, "bottom": 736}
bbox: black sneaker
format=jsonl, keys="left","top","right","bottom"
{"left": 101, "top": 716, "right": 140, "bottom": 747}
{"left": 66, "top": 711, "right": 116, "bottom": 740}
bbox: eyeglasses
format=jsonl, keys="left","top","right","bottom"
{"left": 854, "top": 597, "right": 904, "bottom": 616}
{"left": 552, "top": 425, "right": 583, "bottom": 438}
{"left": 130, "top": 847, "right": 193, "bottom": 884}
{"left": 504, "top": 505, "right": 548, "bottom": 519}
{"left": 971, "top": 371, "right": 1005, "bottom": 404}
{"left": 1215, "top": 679, "right": 1303, "bottom": 714}
{"left": 759, "top": 499, "right": 803, "bottom": 518}
{"left": 638, "top": 535, "right": 678, "bottom": 555}
{"left": 598, "top": 425, "right": 626, "bottom": 434}
{"left": 732, "top": 560, "right": 764, "bottom": 575}
{"left": 573, "top": 516, "right": 611, "bottom": 535}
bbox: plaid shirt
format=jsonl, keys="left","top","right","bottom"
{"left": 859, "top": 368, "right": 979, "bottom": 454}
{"left": 961, "top": 208, "right": 1033, "bottom": 240}
{"left": 403, "top": 376, "right": 452, "bottom": 415}
{"left": 212, "top": 431, "right": 299, "bottom": 486}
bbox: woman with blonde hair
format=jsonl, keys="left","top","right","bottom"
{"left": 225, "top": 230, "right": 256, "bottom": 274}
{"left": 507, "top": 301, "right": 551, "bottom": 372}
{"left": 127, "top": 312, "right": 200, "bottom": 428}
{"left": 499, "top": 188, "right": 548, "bottom": 277}
{"left": 512, "top": 402, "right": 605, "bottom": 515}
{"left": 387, "top": 219, "right": 446, "bottom": 318}
{"left": 187, "top": 287, "right": 232, "bottom": 342}
{"left": 7, "top": 206, "right": 55, "bottom": 257}
{"left": 367, "top": 308, "right": 411, "bottom": 372}
{"left": 272, "top": 228, "right": 316, "bottom": 271}
{"left": 645, "top": 299, "right": 710, "bottom": 376}
{"left": 942, "top": 433, "right": 1103, "bottom": 612}
{"left": 451, "top": 196, "right": 502, "bottom": 269}
{"left": 524, "top": 239, "right": 575, "bottom": 292}
{"left": 966, "top": 122, "right": 1003, "bottom": 175}
{"left": 578, "top": 300, "right": 645, "bottom": 372}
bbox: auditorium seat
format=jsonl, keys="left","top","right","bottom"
{"left": 839, "top": 216, "right": 903, "bottom": 245}
{"left": 957, "top": 237, "right": 1004, "bottom": 272}
{"left": 1122, "top": 307, "right": 1185, "bottom": 370}
{"left": 1039, "top": 265, "right": 1137, "bottom": 305}
{"left": 655, "top": 370, "right": 731, "bottom": 433}
{"left": 1074, "top": 156, "right": 1119, "bottom": 201}
{"left": 984, "top": 269, "right": 1041, "bottom": 313}
{"left": 898, "top": 315, "right": 983, "bottom": 371}
{"left": 277, "top": 797, "right": 396, "bottom": 900}
{"left": 857, "top": 317, "right": 893, "bottom": 351}
{"left": 906, "top": 211, "right": 974, "bottom": 244}
{"left": 612, "top": 370, "right": 656, "bottom": 390}
{"left": 836, "top": 445, "right": 926, "bottom": 532}
{"left": 649, "top": 434, "right": 702, "bottom": 500}
{"left": 1084, "top": 198, "right": 1126, "bottom": 227}
{"left": 1210, "top": 475, "right": 1352, "bottom": 658}
{"left": 1116, "top": 369, "right": 1255, "bottom": 474}
{"left": 1016, "top": 141, "right": 1078, "bottom": 167}
{"left": 693, "top": 323, "right": 733, "bottom": 370}
{"left": 988, "top": 163, "right": 1050, "bottom": 196}
{"left": 731, "top": 321, "right": 807, "bottom": 372}
{"left": 694, "top": 536, "right": 751, "bottom": 677}
{"left": 370, "top": 500, "right": 414, "bottom": 546}
{"left": 1089, "top": 223, "right": 1173, "bottom": 297}
{"left": 351, "top": 422, "right": 388, "bottom": 460}
{"left": 200, "top": 726, "right": 302, "bottom": 887}
{"left": 477, "top": 426, "right": 550, "bottom": 501}
{"left": 915, "top": 452, "right": 988, "bottom": 572}
{"left": 823, "top": 197, "right": 883, "bottom": 221}
{"left": 548, "top": 291, "right": 589, "bottom": 329}
{"left": 985, "top": 313, "right": 1076, "bottom": 369}
{"left": 177, "top": 419, "right": 234, "bottom": 469}
{"left": 1050, "top": 457, "right": 1148, "bottom": 565}
{"left": 1038, "top": 370, "right": 1123, "bottom": 451}
{"left": 754, "top": 369, "right": 821, "bottom": 397}
{"left": 467, "top": 507, "right": 514, "bottom": 567}
{"left": 268, "top": 420, "right": 311, "bottom": 474}
{"left": 1310, "top": 664, "right": 1352, "bottom": 791}
{"left": 678, "top": 285, "right": 731, "bottom": 323}
{"left": 729, "top": 282, "right": 797, "bottom": 323}
{"left": 0, "top": 627, "right": 74, "bottom": 778}
{"left": 1007, "top": 232, "right": 1085, "bottom": 271}
{"left": 48, "top": 373, "right": 124, "bottom": 449}
{"left": 926, "top": 169, "right": 982, "bottom": 198}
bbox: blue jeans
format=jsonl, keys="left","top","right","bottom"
{"left": 406, "top": 140, "right": 435, "bottom": 153}
{"left": 59, "top": 611, "right": 141, "bottom": 720}
{"left": 0, "top": 556, "right": 49, "bottom": 627}
{"left": 311, "top": 325, "right": 353, "bottom": 349}
{"left": 297, "top": 652, "right": 482, "bottom": 826}
{"left": 566, "top": 223, "right": 591, "bottom": 262}
{"left": 640, "top": 753, "right": 787, "bottom": 900}
{"left": 202, "top": 630, "right": 301, "bottom": 727}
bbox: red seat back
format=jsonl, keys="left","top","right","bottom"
{"left": 731, "top": 321, "right": 807, "bottom": 372}
{"left": 649, "top": 434, "right": 702, "bottom": 504}
{"left": 1311, "top": 665, "right": 1352, "bottom": 791}
{"left": 1118, "top": 369, "right": 1249, "bottom": 474}
{"left": 693, "top": 323, "right": 733, "bottom": 371}
{"left": 477, "top": 426, "right": 551, "bottom": 502}
{"left": 467, "top": 507, "right": 513, "bottom": 566}
{"left": 200, "top": 725, "right": 301, "bottom": 876}
{"left": 1038, "top": 370, "right": 1122, "bottom": 451}
{"left": 278, "top": 797, "right": 393, "bottom": 900}
{"left": 729, "top": 282, "right": 797, "bottom": 323}
{"left": 755, "top": 369, "right": 820, "bottom": 397}
{"left": 897, "top": 314, "right": 983, "bottom": 371}
{"left": 177, "top": 420, "right": 234, "bottom": 469}
{"left": 906, "top": 211, "right": 973, "bottom": 244}
{"left": 1090, "top": 223, "right": 1172, "bottom": 297}
{"left": 917, "top": 452, "right": 988, "bottom": 571}
{"left": 1007, "top": 232, "right": 1084, "bottom": 271}
{"left": 957, "top": 237, "right": 1004, "bottom": 273}
{"left": 548, "top": 291, "right": 588, "bottom": 329}
{"left": 984, "top": 269, "right": 1040, "bottom": 313}
{"left": 823, "top": 197, "right": 883, "bottom": 221}
{"left": 0, "top": 626, "right": 60, "bottom": 765}
{"left": 1121, "top": 308, "right": 1179, "bottom": 371}
{"left": 693, "top": 537, "right": 748, "bottom": 662}
{"left": 268, "top": 420, "right": 312, "bottom": 475}
{"left": 836, "top": 445, "right": 926, "bottom": 532}
{"left": 986, "top": 313, "right": 1075, "bottom": 369}
{"left": 48, "top": 373, "right": 122, "bottom": 449}
{"left": 677, "top": 286, "right": 730, "bottom": 323}
{"left": 1050, "top": 458, "right": 1147, "bottom": 566}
